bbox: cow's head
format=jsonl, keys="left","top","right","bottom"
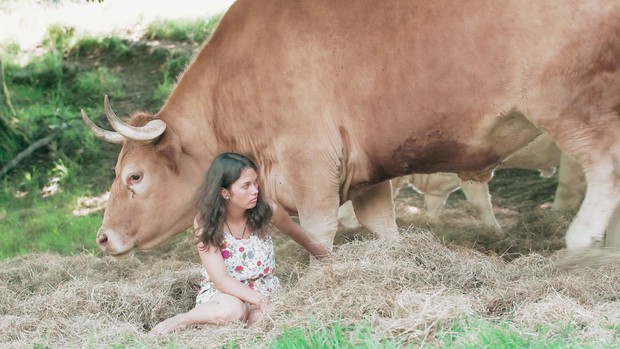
{"left": 82, "top": 96, "right": 200, "bottom": 258}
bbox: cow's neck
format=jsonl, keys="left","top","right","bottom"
{"left": 157, "top": 97, "right": 217, "bottom": 173}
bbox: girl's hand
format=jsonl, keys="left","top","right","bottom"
{"left": 309, "top": 241, "right": 331, "bottom": 259}
{"left": 252, "top": 292, "right": 268, "bottom": 312}
{"left": 268, "top": 199, "right": 332, "bottom": 258}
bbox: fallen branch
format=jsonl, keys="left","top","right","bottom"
{"left": 0, "top": 129, "right": 60, "bottom": 178}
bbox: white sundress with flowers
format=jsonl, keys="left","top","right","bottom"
{"left": 196, "top": 229, "right": 279, "bottom": 306}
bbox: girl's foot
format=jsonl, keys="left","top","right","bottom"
{"left": 149, "top": 314, "right": 188, "bottom": 335}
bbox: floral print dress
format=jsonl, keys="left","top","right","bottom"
{"left": 196, "top": 230, "right": 279, "bottom": 305}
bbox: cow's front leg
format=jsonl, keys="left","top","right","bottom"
{"left": 351, "top": 180, "right": 399, "bottom": 239}
{"left": 292, "top": 186, "right": 341, "bottom": 252}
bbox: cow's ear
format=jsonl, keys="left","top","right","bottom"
{"left": 155, "top": 128, "right": 181, "bottom": 174}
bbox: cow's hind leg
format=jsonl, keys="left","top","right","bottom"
{"left": 529, "top": 28, "right": 620, "bottom": 250}
{"left": 414, "top": 173, "right": 460, "bottom": 221}
{"left": 564, "top": 157, "right": 620, "bottom": 249}
{"left": 351, "top": 180, "right": 399, "bottom": 239}
{"left": 460, "top": 180, "right": 502, "bottom": 232}
{"left": 549, "top": 107, "right": 620, "bottom": 249}
{"left": 551, "top": 152, "right": 585, "bottom": 211}
{"left": 337, "top": 200, "right": 362, "bottom": 229}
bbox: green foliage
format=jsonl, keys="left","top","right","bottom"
{"left": 72, "top": 67, "right": 127, "bottom": 102}
{"left": 71, "top": 36, "right": 131, "bottom": 60}
{"left": 11, "top": 49, "right": 65, "bottom": 88}
{"left": 0, "top": 29, "right": 128, "bottom": 185}
{"left": 154, "top": 51, "right": 191, "bottom": 104}
{"left": 43, "top": 25, "right": 76, "bottom": 51}
{"left": 273, "top": 322, "right": 402, "bottom": 349}
{"left": 153, "top": 72, "right": 174, "bottom": 104}
{"left": 99, "top": 37, "right": 132, "bottom": 58}
{"left": 145, "top": 15, "right": 222, "bottom": 43}
{"left": 2, "top": 43, "right": 21, "bottom": 57}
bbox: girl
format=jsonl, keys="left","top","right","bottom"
{"left": 150, "top": 152, "right": 328, "bottom": 334}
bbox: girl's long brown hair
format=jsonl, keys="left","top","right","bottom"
{"left": 193, "top": 152, "right": 272, "bottom": 248}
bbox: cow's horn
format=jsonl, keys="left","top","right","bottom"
{"left": 104, "top": 95, "right": 167, "bottom": 142}
{"left": 81, "top": 109, "right": 124, "bottom": 144}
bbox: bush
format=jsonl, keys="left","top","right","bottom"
{"left": 145, "top": 15, "right": 222, "bottom": 44}
{"left": 71, "top": 67, "right": 127, "bottom": 102}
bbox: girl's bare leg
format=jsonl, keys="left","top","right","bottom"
{"left": 246, "top": 304, "right": 264, "bottom": 326}
{"left": 150, "top": 293, "right": 248, "bottom": 335}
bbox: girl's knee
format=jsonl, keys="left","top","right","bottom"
{"left": 213, "top": 299, "right": 247, "bottom": 323}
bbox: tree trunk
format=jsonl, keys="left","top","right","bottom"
{"left": 0, "top": 58, "right": 16, "bottom": 117}
{"left": 0, "top": 58, "right": 28, "bottom": 167}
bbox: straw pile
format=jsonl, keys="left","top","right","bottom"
{"left": 2, "top": 228, "right": 620, "bottom": 348}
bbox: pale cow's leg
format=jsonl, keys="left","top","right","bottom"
{"left": 337, "top": 200, "right": 362, "bottom": 229}
{"left": 565, "top": 160, "right": 620, "bottom": 250}
{"left": 529, "top": 24, "right": 620, "bottom": 251}
{"left": 551, "top": 152, "right": 586, "bottom": 211}
{"left": 549, "top": 110, "right": 620, "bottom": 250}
{"left": 284, "top": 165, "right": 342, "bottom": 251}
{"left": 297, "top": 198, "right": 340, "bottom": 253}
{"left": 351, "top": 180, "right": 399, "bottom": 239}
{"left": 390, "top": 176, "right": 410, "bottom": 198}
{"left": 337, "top": 176, "right": 408, "bottom": 230}
{"left": 605, "top": 204, "right": 620, "bottom": 248}
{"left": 413, "top": 173, "right": 461, "bottom": 220}
{"left": 460, "top": 180, "right": 502, "bottom": 231}
{"left": 423, "top": 193, "right": 451, "bottom": 221}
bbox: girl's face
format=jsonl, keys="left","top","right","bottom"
{"left": 223, "top": 168, "right": 259, "bottom": 210}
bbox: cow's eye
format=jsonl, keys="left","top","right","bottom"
{"left": 127, "top": 172, "right": 143, "bottom": 185}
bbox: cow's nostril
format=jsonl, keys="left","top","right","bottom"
{"left": 97, "top": 233, "right": 109, "bottom": 249}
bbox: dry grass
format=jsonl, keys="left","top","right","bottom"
{"left": 3, "top": 228, "right": 620, "bottom": 348}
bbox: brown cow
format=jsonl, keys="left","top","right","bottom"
{"left": 83, "top": 0, "right": 620, "bottom": 258}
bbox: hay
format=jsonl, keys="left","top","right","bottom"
{"left": 2, "top": 228, "right": 620, "bottom": 348}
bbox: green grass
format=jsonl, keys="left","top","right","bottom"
{"left": 154, "top": 51, "right": 191, "bottom": 102}
{"left": 68, "top": 320, "right": 616, "bottom": 349}
{"left": 434, "top": 319, "right": 616, "bottom": 349}
{"left": 144, "top": 15, "right": 222, "bottom": 43}
{"left": 272, "top": 323, "right": 403, "bottom": 349}
{"left": 0, "top": 189, "right": 102, "bottom": 260}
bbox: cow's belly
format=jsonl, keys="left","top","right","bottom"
{"left": 373, "top": 110, "right": 543, "bottom": 180}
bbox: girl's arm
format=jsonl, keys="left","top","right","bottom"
{"left": 268, "top": 199, "right": 330, "bottom": 258}
{"left": 197, "top": 242, "right": 267, "bottom": 308}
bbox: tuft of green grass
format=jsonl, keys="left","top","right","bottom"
{"left": 434, "top": 318, "right": 617, "bottom": 349}
{"left": 71, "top": 36, "right": 132, "bottom": 59}
{"left": 272, "top": 322, "right": 403, "bottom": 349}
{"left": 145, "top": 15, "right": 222, "bottom": 44}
